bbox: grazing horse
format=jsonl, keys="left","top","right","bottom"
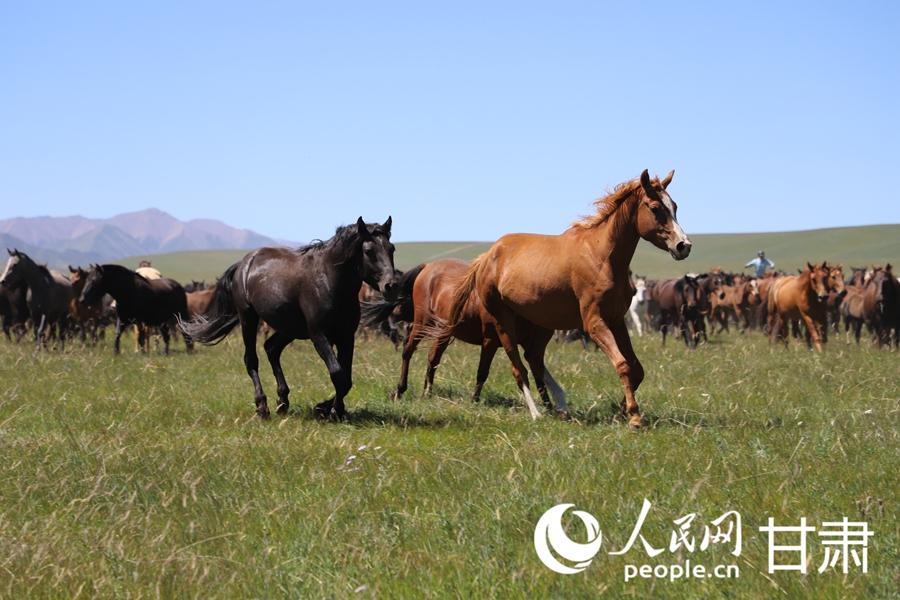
{"left": 653, "top": 276, "right": 701, "bottom": 347}
{"left": 445, "top": 170, "right": 691, "bottom": 427}
{"left": 0, "top": 249, "right": 74, "bottom": 352}
{"left": 863, "top": 265, "right": 900, "bottom": 348}
{"left": 363, "top": 258, "right": 565, "bottom": 412}
{"left": 767, "top": 262, "right": 834, "bottom": 352}
{"left": 181, "top": 218, "right": 399, "bottom": 420}
{"left": 79, "top": 264, "right": 192, "bottom": 355}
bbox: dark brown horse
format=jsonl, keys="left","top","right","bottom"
{"left": 182, "top": 218, "right": 399, "bottom": 420}
{"left": 79, "top": 264, "right": 192, "bottom": 355}
{"left": 651, "top": 276, "right": 701, "bottom": 347}
{"left": 68, "top": 266, "right": 108, "bottom": 343}
{"left": 445, "top": 170, "right": 691, "bottom": 427}
{"left": 0, "top": 249, "right": 74, "bottom": 352}
{"left": 363, "top": 258, "right": 567, "bottom": 413}
{"left": 0, "top": 277, "right": 29, "bottom": 342}
{"left": 863, "top": 265, "right": 900, "bottom": 348}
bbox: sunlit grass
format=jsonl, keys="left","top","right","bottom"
{"left": 0, "top": 328, "right": 897, "bottom": 598}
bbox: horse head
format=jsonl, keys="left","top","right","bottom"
{"left": 636, "top": 170, "right": 692, "bottom": 261}
{"left": 633, "top": 275, "right": 647, "bottom": 305}
{"left": 828, "top": 264, "right": 846, "bottom": 298}
{"left": 807, "top": 262, "right": 830, "bottom": 303}
{"left": 0, "top": 249, "right": 25, "bottom": 289}
{"left": 356, "top": 216, "right": 400, "bottom": 302}
{"left": 78, "top": 264, "right": 106, "bottom": 306}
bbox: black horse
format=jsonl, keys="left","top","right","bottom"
{"left": 182, "top": 217, "right": 399, "bottom": 420}
{"left": 0, "top": 249, "right": 74, "bottom": 352}
{"left": 79, "top": 264, "right": 192, "bottom": 355}
{"left": 0, "top": 277, "right": 29, "bottom": 342}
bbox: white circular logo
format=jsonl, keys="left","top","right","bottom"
{"left": 534, "top": 504, "right": 603, "bottom": 574}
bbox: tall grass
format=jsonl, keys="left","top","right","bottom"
{"left": 0, "top": 329, "right": 896, "bottom": 598}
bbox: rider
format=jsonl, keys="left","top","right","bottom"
{"left": 744, "top": 251, "right": 775, "bottom": 278}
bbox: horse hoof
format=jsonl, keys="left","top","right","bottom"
{"left": 276, "top": 402, "right": 289, "bottom": 415}
{"left": 628, "top": 416, "right": 644, "bottom": 430}
{"left": 554, "top": 410, "right": 569, "bottom": 421}
{"left": 389, "top": 390, "right": 399, "bottom": 401}
{"left": 256, "top": 408, "right": 271, "bottom": 420}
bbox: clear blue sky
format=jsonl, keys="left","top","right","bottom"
{"left": 2, "top": 1, "right": 898, "bottom": 243}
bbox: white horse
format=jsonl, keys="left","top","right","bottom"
{"left": 628, "top": 275, "right": 647, "bottom": 337}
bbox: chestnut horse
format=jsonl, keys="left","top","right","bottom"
{"left": 363, "top": 258, "right": 565, "bottom": 412}
{"left": 445, "top": 170, "right": 691, "bottom": 427}
{"left": 182, "top": 218, "right": 399, "bottom": 420}
{"left": 767, "top": 262, "right": 835, "bottom": 352}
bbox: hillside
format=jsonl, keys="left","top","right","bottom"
{"left": 109, "top": 224, "right": 900, "bottom": 284}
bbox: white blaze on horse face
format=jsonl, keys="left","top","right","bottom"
{"left": 660, "top": 191, "right": 690, "bottom": 257}
{"left": 0, "top": 256, "right": 18, "bottom": 286}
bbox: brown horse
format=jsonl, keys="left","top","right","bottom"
{"left": 365, "top": 258, "right": 566, "bottom": 412}
{"left": 445, "top": 170, "right": 691, "bottom": 427}
{"left": 767, "top": 262, "right": 835, "bottom": 352}
{"left": 186, "top": 287, "right": 216, "bottom": 319}
{"left": 651, "top": 276, "right": 700, "bottom": 347}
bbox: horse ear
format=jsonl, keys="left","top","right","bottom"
{"left": 6, "top": 248, "right": 11, "bottom": 256}
{"left": 661, "top": 170, "right": 674, "bottom": 189}
{"left": 382, "top": 216, "right": 392, "bottom": 234}
{"left": 807, "top": 262, "right": 814, "bottom": 270}
{"left": 640, "top": 169, "right": 661, "bottom": 200}
{"left": 69, "top": 265, "right": 76, "bottom": 273}
{"left": 356, "top": 217, "right": 367, "bottom": 237}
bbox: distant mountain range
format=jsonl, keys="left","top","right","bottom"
{"left": 0, "top": 209, "right": 295, "bottom": 270}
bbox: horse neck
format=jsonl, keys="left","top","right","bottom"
{"left": 17, "top": 257, "right": 51, "bottom": 291}
{"left": 575, "top": 196, "right": 641, "bottom": 278}
{"left": 324, "top": 244, "right": 364, "bottom": 294}
{"left": 100, "top": 267, "right": 139, "bottom": 300}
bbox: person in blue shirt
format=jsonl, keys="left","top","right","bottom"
{"left": 745, "top": 251, "right": 775, "bottom": 277}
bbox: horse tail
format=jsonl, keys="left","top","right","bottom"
{"left": 447, "top": 254, "right": 483, "bottom": 327}
{"left": 179, "top": 262, "right": 240, "bottom": 345}
{"left": 360, "top": 263, "right": 424, "bottom": 328}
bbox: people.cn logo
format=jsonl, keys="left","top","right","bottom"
{"left": 534, "top": 504, "right": 603, "bottom": 574}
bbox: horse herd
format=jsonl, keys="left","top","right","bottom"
{"left": 2, "top": 170, "right": 897, "bottom": 428}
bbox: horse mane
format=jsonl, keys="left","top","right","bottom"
{"left": 297, "top": 222, "right": 388, "bottom": 265}
{"left": 571, "top": 176, "right": 652, "bottom": 231}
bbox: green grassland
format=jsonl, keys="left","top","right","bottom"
{"left": 0, "top": 327, "right": 897, "bottom": 598}
{"left": 113, "top": 224, "right": 900, "bottom": 284}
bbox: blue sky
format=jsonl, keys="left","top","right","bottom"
{"left": 2, "top": 1, "right": 898, "bottom": 243}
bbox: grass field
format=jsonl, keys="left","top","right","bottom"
{"left": 0, "top": 325, "right": 897, "bottom": 598}
{"left": 112, "top": 224, "right": 900, "bottom": 284}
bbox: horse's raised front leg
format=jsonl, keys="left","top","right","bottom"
{"left": 264, "top": 331, "right": 293, "bottom": 415}
{"left": 311, "top": 330, "right": 353, "bottom": 421}
{"left": 585, "top": 313, "right": 644, "bottom": 429}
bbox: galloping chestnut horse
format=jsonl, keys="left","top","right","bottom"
{"left": 767, "top": 262, "right": 835, "bottom": 352}
{"left": 445, "top": 170, "right": 691, "bottom": 427}
{"left": 182, "top": 218, "right": 399, "bottom": 420}
{"left": 0, "top": 249, "right": 74, "bottom": 352}
{"left": 79, "top": 264, "right": 192, "bottom": 355}
{"left": 363, "top": 258, "right": 567, "bottom": 413}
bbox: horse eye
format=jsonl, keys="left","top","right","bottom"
{"left": 651, "top": 206, "right": 666, "bottom": 220}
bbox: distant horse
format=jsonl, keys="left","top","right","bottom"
{"left": 652, "top": 276, "right": 700, "bottom": 347}
{"left": 0, "top": 249, "right": 74, "bottom": 352}
{"left": 863, "top": 265, "right": 900, "bottom": 348}
{"left": 846, "top": 267, "right": 867, "bottom": 287}
{"left": 444, "top": 170, "right": 691, "bottom": 427}
{"left": 79, "top": 264, "right": 192, "bottom": 355}
{"left": 824, "top": 264, "right": 847, "bottom": 332}
{"left": 627, "top": 274, "right": 647, "bottom": 337}
{"left": 68, "top": 266, "right": 108, "bottom": 343}
{"left": 0, "top": 276, "right": 29, "bottom": 342}
{"left": 767, "top": 262, "right": 835, "bottom": 352}
{"left": 841, "top": 287, "right": 868, "bottom": 344}
{"left": 186, "top": 287, "right": 216, "bottom": 319}
{"left": 363, "top": 258, "right": 565, "bottom": 412}
{"left": 181, "top": 218, "right": 399, "bottom": 420}
{"left": 134, "top": 262, "right": 163, "bottom": 352}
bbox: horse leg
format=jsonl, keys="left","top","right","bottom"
{"left": 424, "top": 332, "right": 452, "bottom": 396}
{"left": 392, "top": 322, "right": 424, "bottom": 400}
{"left": 264, "top": 331, "right": 293, "bottom": 415}
{"left": 483, "top": 303, "right": 541, "bottom": 420}
{"left": 311, "top": 330, "right": 353, "bottom": 421}
{"left": 472, "top": 338, "right": 499, "bottom": 401}
{"left": 33, "top": 314, "right": 47, "bottom": 354}
{"left": 114, "top": 318, "right": 124, "bottom": 354}
{"left": 801, "top": 314, "right": 823, "bottom": 352}
{"left": 524, "top": 327, "right": 565, "bottom": 416}
{"left": 584, "top": 314, "right": 644, "bottom": 429}
{"left": 239, "top": 312, "right": 269, "bottom": 418}
{"left": 630, "top": 306, "right": 643, "bottom": 337}
{"left": 160, "top": 323, "right": 170, "bottom": 356}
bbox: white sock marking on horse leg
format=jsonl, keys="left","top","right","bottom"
{"left": 543, "top": 369, "right": 568, "bottom": 414}
{"left": 520, "top": 383, "right": 542, "bottom": 420}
